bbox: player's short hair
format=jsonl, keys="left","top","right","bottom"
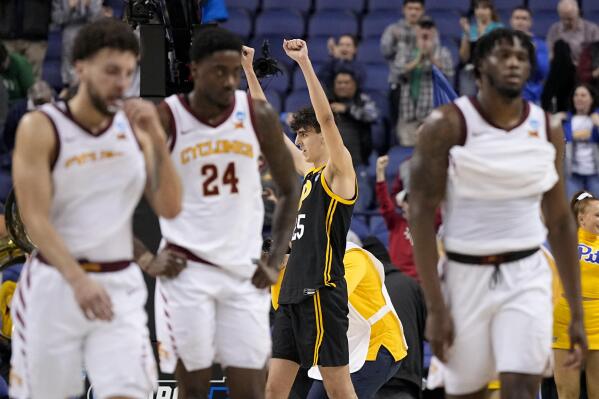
{"left": 511, "top": 5, "right": 532, "bottom": 16}
{"left": 338, "top": 34, "right": 358, "bottom": 47}
{"left": 571, "top": 191, "right": 599, "bottom": 224}
{"left": 189, "top": 26, "right": 242, "bottom": 63}
{"left": 290, "top": 106, "right": 321, "bottom": 134}
{"left": 473, "top": 28, "right": 536, "bottom": 79}
{"left": 72, "top": 18, "right": 139, "bottom": 63}
{"left": 404, "top": 0, "right": 424, "bottom": 6}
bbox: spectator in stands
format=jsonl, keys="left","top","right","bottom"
{"left": 0, "top": 0, "right": 52, "bottom": 79}
{"left": 2, "top": 80, "right": 54, "bottom": 154}
{"left": 458, "top": 0, "right": 503, "bottom": 96}
{"left": 547, "top": 0, "right": 599, "bottom": 65}
{"left": 510, "top": 6, "right": 550, "bottom": 105}
{"left": 380, "top": 0, "right": 425, "bottom": 127}
{"left": 542, "top": 40, "right": 577, "bottom": 113}
{"left": 579, "top": 41, "right": 599, "bottom": 93}
{"left": 0, "top": 42, "right": 34, "bottom": 105}
{"left": 318, "top": 34, "right": 366, "bottom": 94}
{"left": 52, "top": 0, "right": 103, "bottom": 91}
{"left": 393, "top": 17, "right": 454, "bottom": 146}
{"left": 328, "top": 69, "right": 378, "bottom": 211}
{"left": 375, "top": 155, "right": 418, "bottom": 280}
{"left": 560, "top": 84, "right": 599, "bottom": 197}
{"left": 361, "top": 236, "right": 427, "bottom": 399}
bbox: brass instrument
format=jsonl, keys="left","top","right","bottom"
{"left": 0, "top": 190, "right": 35, "bottom": 270}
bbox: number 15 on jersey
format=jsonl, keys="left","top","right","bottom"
{"left": 292, "top": 214, "right": 306, "bottom": 241}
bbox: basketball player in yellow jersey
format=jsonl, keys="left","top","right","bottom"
{"left": 270, "top": 241, "right": 407, "bottom": 399}
{"left": 254, "top": 39, "right": 357, "bottom": 399}
{"left": 553, "top": 191, "right": 599, "bottom": 398}
{"left": 9, "top": 19, "right": 182, "bottom": 399}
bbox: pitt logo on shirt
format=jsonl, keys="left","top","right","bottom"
{"left": 180, "top": 139, "right": 254, "bottom": 165}
{"left": 579, "top": 244, "right": 599, "bottom": 264}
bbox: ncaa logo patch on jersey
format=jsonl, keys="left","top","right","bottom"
{"left": 234, "top": 110, "right": 246, "bottom": 129}
{"left": 528, "top": 119, "right": 540, "bottom": 138}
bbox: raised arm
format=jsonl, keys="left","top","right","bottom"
{"left": 240, "top": 45, "right": 310, "bottom": 175}
{"left": 408, "top": 106, "right": 463, "bottom": 362}
{"left": 251, "top": 100, "right": 300, "bottom": 288}
{"left": 13, "top": 111, "right": 113, "bottom": 321}
{"left": 124, "top": 99, "right": 182, "bottom": 219}
{"left": 542, "top": 117, "right": 587, "bottom": 368}
{"left": 283, "top": 39, "right": 355, "bottom": 199}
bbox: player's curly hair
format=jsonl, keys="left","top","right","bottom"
{"left": 571, "top": 191, "right": 599, "bottom": 225}
{"left": 473, "top": 28, "right": 536, "bottom": 79}
{"left": 190, "top": 26, "right": 242, "bottom": 63}
{"left": 290, "top": 106, "right": 321, "bottom": 134}
{"left": 72, "top": 18, "right": 139, "bottom": 63}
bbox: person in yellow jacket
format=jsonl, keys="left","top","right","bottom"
{"left": 553, "top": 190, "right": 599, "bottom": 399}
{"left": 271, "top": 240, "right": 408, "bottom": 399}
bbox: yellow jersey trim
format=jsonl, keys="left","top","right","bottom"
{"left": 324, "top": 199, "right": 338, "bottom": 287}
{"left": 319, "top": 170, "right": 357, "bottom": 205}
{"left": 312, "top": 291, "right": 324, "bottom": 366}
{"left": 305, "top": 165, "right": 326, "bottom": 178}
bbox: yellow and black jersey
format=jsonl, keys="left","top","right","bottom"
{"left": 278, "top": 165, "right": 356, "bottom": 304}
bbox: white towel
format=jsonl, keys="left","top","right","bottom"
{"left": 448, "top": 138, "right": 557, "bottom": 200}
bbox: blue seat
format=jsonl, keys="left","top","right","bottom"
{"left": 583, "top": 0, "right": 599, "bottom": 14}
{"left": 350, "top": 215, "right": 369, "bottom": 240}
{"left": 493, "top": 0, "right": 524, "bottom": 11}
{"left": 42, "top": 29, "right": 63, "bottom": 91}
{"left": 226, "top": 0, "right": 259, "bottom": 12}
{"left": 254, "top": 9, "right": 305, "bottom": 38}
{"left": 254, "top": 69, "right": 291, "bottom": 95}
{"left": 221, "top": 8, "right": 252, "bottom": 40}
{"left": 371, "top": 120, "right": 389, "bottom": 154}
{"left": 441, "top": 37, "right": 460, "bottom": 67}
{"left": 42, "top": 60, "right": 63, "bottom": 92}
{"left": 362, "top": 63, "right": 389, "bottom": 92}
{"left": 264, "top": 89, "right": 282, "bottom": 113}
{"left": 292, "top": 63, "right": 321, "bottom": 90}
{"left": 497, "top": 9, "right": 512, "bottom": 25}
{"left": 426, "top": 0, "right": 469, "bottom": 12}
{"left": 369, "top": 215, "right": 389, "bottom": 248}
{"left": 532, "top": 11, "right": 559, "bottom": 38}
{"left": 308, "top": 10, "right": 359, "bottom": 39}
{"left": 284, "top": 89, "right": 311, "bottom": 112}
{"left": 429, "top": 10, "right": 463, "bottom": 41}
{"left": 356, "top": 37, "right": 385, "bottom": 64}
{"left": 529, "top": 0, "right": 559, "bottom": 12}
{"left": 315, "top": 0, "right": 364, "bottom": 13}
{"left": 368, "top": 0, "right": 402, "bottom": 12}
{"left": 307, "top": 37, "right": 332, "bottom": 64}
{"left": 361, "top": 10, "right": 402, "bottom": 40}
{"left": 262, "top": 0, "right": 312, "bottom": 13}
{"left": 364, "top": 89, "right": 389, "bottom": 121}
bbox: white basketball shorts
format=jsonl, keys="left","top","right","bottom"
{"left": 9, "top": 257, "right": 157, "bottom": 399}
{"left": 441, "top": 250, "right": 553, "bottom": 395}
{"left": 155, "top": 260, "right": 271, "bottom": 373}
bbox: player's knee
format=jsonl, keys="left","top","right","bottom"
{"left": 264, "top": 378, "right": 287, "bottom": 399}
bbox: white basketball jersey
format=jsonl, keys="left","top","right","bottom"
{"left": 160, "top": 91, "right": 264, "bottom": 278}
{"left": 442, "top": 96, "right": 557, "bottom": 255}
{"left": 40, "top": 102, "right": 146, "bottom": 261}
